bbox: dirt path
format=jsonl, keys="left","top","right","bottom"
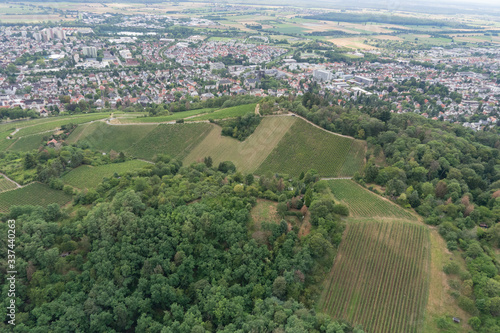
{"left": 255, "top": 104, "right": 261, "bottom": 116}
{"left": 320, "top": 177, "right": 353, "bottom": 180}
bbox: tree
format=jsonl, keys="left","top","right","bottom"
{"left": 203, "top": 156, "right": 213, "bottom": 168}
{"left": 272, "top": 276, "right": 287, "bottom": 299}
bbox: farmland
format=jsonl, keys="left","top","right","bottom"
{"left": 184, "top": 116, "right": 296, "bottom": 173}
{"left": 327, "top": 179, "right": 415, "bottom": 219}
{"left": 61, "top": 160, "right": 151, "bottom": 189}
{"left": 126, "top": 123, "right": 213, "bottom": 160}
{"left": 188, "top": 104, "right": 256, "bottom": 121}
{"left": 116, "top": 108, "right": 216, "bottom": 124}
{"left": 0, "top": 176, "right": 17, "bottom": 193}
{"left": 338, "top": 139, "right": 366, "bottom": 177}
{"left": 255, "top": 119, "right": 357, "bottom": 177}
{"left": 0, "top": 182, "right": 72, "bottom": 212}
{"left": 318, "top": 219, "right": 430, "bottom": 333}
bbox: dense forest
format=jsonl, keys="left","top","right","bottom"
{"left": 0, "top": 149, "right": 363, "bottom": 332}
{"left": 271, "top": 91, "right": 500, "bottom": 332}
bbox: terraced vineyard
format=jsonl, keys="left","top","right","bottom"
{"left": 255, "top": 119, "right": 358, "bottom": 177}
{"left": 117, "top": 108, "right": 216, "bottom": 123}
{"left": 0, "top": 176, "right": 17, "bottom": 192}
{"left": 318, "top": 220, "right": 430, "bottom": 333}
{"left": 328, "top": 179, "right": 415, "bottom": 219}
{"left": 0, "top": 182, "right": 72, "bottom": 212}
{"left": 61, "top": 160, "right": 151, "bottom": 189}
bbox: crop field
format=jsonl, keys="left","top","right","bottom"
{"left": 328, "top": 180, "right": 415, "bottom": 219}
{"left": 188, "top": 104, "right": 256, "bottom": 121}
{"left": 0, "top": 177, "right": 17, "bottom": 193}
{"left": 339, "top": 139, "right": 366, "bottom": 177}
{"left": 61, "top": 160, "right": 151, "bottom": 189}
{"left": 0, "top": 182, "right": 72, "bottom": 212}
{"left": 117, "top": 108, "right": 216, "bottom": 124}
{"left": 318, "top": 219, "right": 430, "bottom": 333}
{"left": 184, "top": 116, "right": 296, "bottom": 173}
{"left": 126, "top": 123, "right": 213, "bottom": 160}
{"left": 8, "top": 132, "right": 47, "bottom": 152}
{"left": 66, "top": 122, "right": 157, "bottom": 153}
{"left": 12, "top": 113, "right": 109, "bottom": 138}
{"left": 255, "top": 119, "right": 354, "bottom": 177}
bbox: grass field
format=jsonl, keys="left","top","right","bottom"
{"left": 127, "top": 123, "right": 213, "bottom": 160}
{"left": 117, "top": 108, "right": 216, "bottom": 124}
{"left": 255, "top": 120, "right": 356, "bottom": 177}
{"left": 188, "top": 104, "right": 256, "bottom": 121}
{"left": 61, "top": 160, "right": 151, "bottom": 189}
{"left": 327, "top": 179, "right": 415, "bottom": 219}
{"left": 318, "top": 219, "right": 430, "bottom": 333}
{"left": 0, "top": 176, "right": 17, "bottom": 193}
{"left": 0, "top": 182, "right": 72, "bottom": 212}
{"left": 184, "top": 116, "right": 296, "bottom": 173}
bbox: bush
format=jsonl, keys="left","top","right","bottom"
{"left": 63, "top": 185, "right": 74, "bottom": 195}
{"left": 458, "top": 295, "right": 478, "bottom": 315}
{"left": 333, "top": 204, "right": 349, "bottom": 216}
{"left": 443, "top": 261, "right": 460, "bottom": 275}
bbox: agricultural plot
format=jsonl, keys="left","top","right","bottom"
{"left": 8, "top": 132, "right": 47, "bottom": 152}
{"left": 184, "top": 116, "right": 296, "bottom": 173}
{"left": 0, "top": 177, "right": 17, "bottom": 193}
{"left": 66, "top": 122, "right": 157, "bottom": 153}
{"left": 318, "top": 220, "right": 430, "bottom": 333}
{"left": 61, "top": 160, "right": 151, "bottom": 189}
{"left": 117, "top": 108, "right": 216, "bottom": 124}
{"left": 0, "top": 183, "right": 72, "bottom": 212}
{"left": 338, "top": 139, "right": 366, "bottom": 177}
{"left": 255, "top": 119, "right": 354, "bottom": 177}
{"left": 328, "top": 179, "right": 415, "bottom": 219}
{"left": 126, "top": 123, "right": 213, "bottom": 160}
{"left": 188, "top": 104, "right": 256, "bottom": 121}
{"left": 12, "top": 113, "right": 109, "bottom": 138}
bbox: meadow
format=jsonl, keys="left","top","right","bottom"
{"left": 61, "top": 160, "right": 151, "bottom": 189}
{"left": 318, "top": 219, "right": 430, "bottom": 333}
{"left": 0, "top": 182, "right": 72, "bottom": 212}
{"left": 255, "top": 119, "right": 356, "bottom": 177}
{"left": 183, "top": 116, "right": 296, "bottom": 173}
{"left": 327, "top": 179, "right": 415, "bottom": 219}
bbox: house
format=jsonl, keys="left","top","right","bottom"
{"left": 245, "top": 78, "right": 260, "bottom": 89}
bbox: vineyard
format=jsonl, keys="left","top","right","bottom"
{"left": 127, "top": 123, "right": 213, "bottom": 160}
{"left": 255, "top": 119, "right": 355, "bottom": 177}
{"left": 184, "top": 116, "right": 296, "bottom": 173}
{"left": 318, "top": 219, "right": 430, "bottom": 333}
{"left": 0, "top": 176, "right": 17, "bottom": 192}
{"left": 0, "top": 182, "right": 72, "bottom": 212}
{"left": 8, "top": 132, "right": 47, "bottom": 152}
{"left": 188, "top": 103, "right": 256, "bottom": 121}
{"left": 328, "top": 179, "right": 415, "bottom": 219}
{"left": 117, "top": 108, "right": 216, "bottom": 124}
{"left": 61, "top": 160, "right": 151, "bottom": 189}
{"left": 339, "top": 139, "right": 366, "bottom": 177}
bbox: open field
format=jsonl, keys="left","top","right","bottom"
{"left": 0, "top": 183, "right": 72, "bottom": 212}
{"left": 61, "top": 160, "right": 151, "bottom": 189}
{"left": 184, "top": 116, "right": 296, "bottom": 173}
{"left": 127, "top": 123, "right": 213, "bottom": 160}
{"left": 318, "top": 219, "right": 430, "bottom": 333}
{"left": 188, "top": 104, "right": 256, "bottom": 121}
{"left": 327, "top": 37, "right": 378, "bottom": 50}
{"left": 255, "top": 119, "right": 356, "bottom": 177}
{"left": 327, "top": 179, "right": 415, "bottom": 219}
{"left": 0, "top": 176, "right": 17, "bottom": 193}
{"left": 116, "top": 108, "right": 216, "bottom": 124}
